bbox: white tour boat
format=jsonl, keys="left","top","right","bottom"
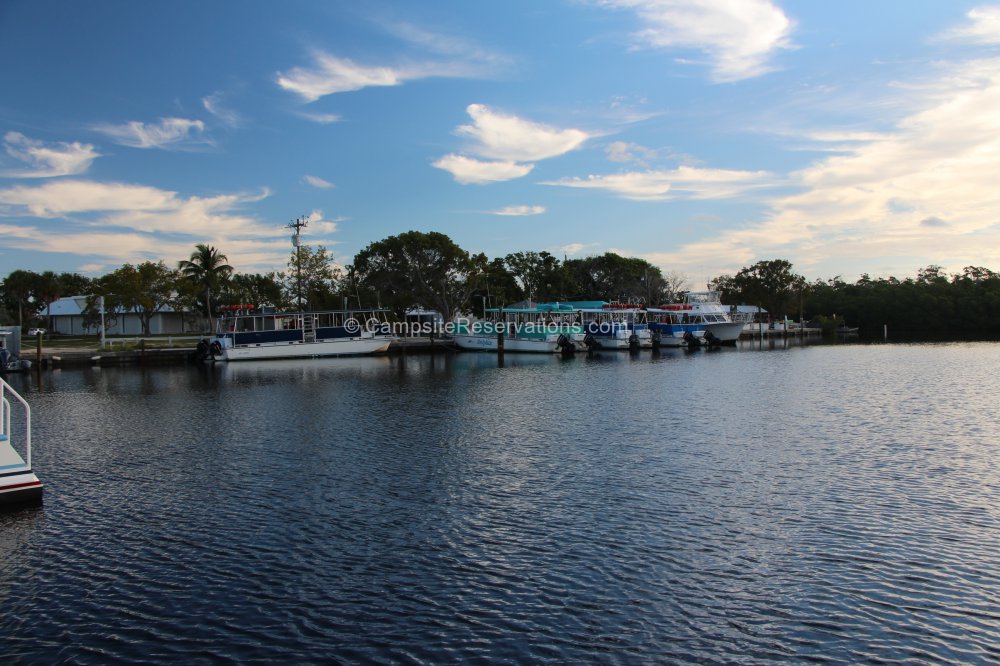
{"left": 578, "top": 303, "right": 652, "bottom": 350}
{"left": 207, "top": 306, "right": 393, "bottom": 361}
{"left": 672, "top": 291, "right": 746, "bottom": 343}
{"left": 452, "top": 305, "right": 579, "bottom": 354}
{"left": 1, "top": 377, "right": 43, "bottom": 509}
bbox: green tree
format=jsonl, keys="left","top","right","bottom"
{"left": 228, "top": 272, "right": 286, "bottom": 310}
{"left": 284, "top": 245, "right": 340, "bottom": 309}
{"left": 178, "top": 244, "right": 233, "bottom": 332}
{"left": 99, "top": 261, "right": 179, "bottom": 336}
{"left": 711, "top": 259, "right": 805, "bottom": 318}
{"left": 0, "top": 269, "right": 39, "bottom": 328}
{"left": 503, "top": 251, "right": 568, "bottom": 302}
{"left": 352, "top": 231, "right": 481, "bottom": 320}
{"left": 563, "top": 253, "right": 666, "bottom": 303}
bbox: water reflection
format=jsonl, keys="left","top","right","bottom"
{"left": 1, "top": 343, "right": 998, "bottom": 663}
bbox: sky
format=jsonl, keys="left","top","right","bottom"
{"left": 3, "top": 1, "right": 1000, "bottom": 290}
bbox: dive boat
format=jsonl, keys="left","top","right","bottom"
{"left": 208, "top": 306, "right": 393, "bottom": 361}
{"left": 1, "top": 377, "right": 42, "bottom": 508}
{"left": 645, "top": 307, "right": 707, "bottom": 347}
{"left": 667, "top": 291, "right": 746, "bottom": 344}
{"left": 452, "top": 304, "right": 580, "bottom": 353}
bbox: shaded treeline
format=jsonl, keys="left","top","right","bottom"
{"left": 3, "top": 231, "right": 999, "bottom": 339}
{"left": 712, "top": 260, "right": 1000, "bottom": 338}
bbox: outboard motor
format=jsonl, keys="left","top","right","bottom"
{"left": 583, "top": 332, "right": 598, "bottom": 350}
{"left": 703, "top": 330, "right": 721, "bottom": 347}
{"left": 209, "top": 340, "right": 223, "bottom": 359}
{"left": 194, "top": 338, "right": 211, "bottom": 362}
{"left": 628, "top": 333, "right": 639, "bottom": 352}
{"left": 683, "top": 330, "right": 701, "bottom": 347}
{"left": 650, "top": 329, "right": 661, "bottom": 350}
{"left": 556, "top": 334, "right": 576, "bottom": 355}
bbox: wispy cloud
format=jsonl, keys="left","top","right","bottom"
{"left": 277, "top": 21, "right": 509, "bottom": 103}
{"left": 542, "top": 165, "right": 774, "bottom": 201}
{"left": 2, "top": 132, "right": 100, "bottom": 178}
{"left": 646, "top": 55, "right": 1000, "bottom": 281}
{"left": 202, "top": 92, "right": 243, "bottom": 128}
{"left": 92, "top": 117, "right": 208, "bottom": 149}
{"left": 600, "top": 0, "right": 794, "bottom": 82}
{"left": 561, "top": 242, "right": 600, "bottom": 256}
{"left": 493, "top": 205, "right": 546, "bottom": 216}
{"left": 432, "top": 154, "right": 533, "bottom": 185}
{"left": 277, "top": 53, "right": 405, "bottom": 102}
{"left": 299, "top": 111, "right": 343, "bottom": 124}
{"left": 0, "top": 179, "right": 294, "bottom": 272}
{"left": 605, "top": 140, "right": 658, "bottom": 166}
{"left": 303, "top": 175, "right": 334, "bottom": 189}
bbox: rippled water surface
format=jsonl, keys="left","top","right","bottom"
{"left": 2, "top": 342, "right": 999, "bottom": 663}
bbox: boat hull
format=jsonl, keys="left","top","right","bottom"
{"left": 453, "top": 334, "right": 560, "bottom": 353}
{"left": 0, "top": 441, "right": 42, "bottom": 509}
{"left": 219, "top": 336, "right": 391, "bottom": 361}
{"left": 0, "top": 476, "right": 43, "bottom": 508}
{"left": 702, "top": 321, "right": 744, "bottom": 343}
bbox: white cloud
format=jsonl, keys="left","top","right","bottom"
{"left": 92, "top": 117, "right": 208, "bottom": 149}
{"left": 2, "top": 132, "right": 100, "bottom": 178}
{"left": 303, "top": 175, "right": 334, "bottom": 189}
{"left": 647, "top": 56, "right": 1000, "bottom": 281}
{"left": 493, "top": 205, "right": 546, "bottom": 216}
{"left": 601, "top": 0, "right": 794, "bottom": 82}
{"left": 940, "top": 6, "right": 1000, "bottom": 45}
{"left": 432, "top": 154, "right": 533, "bottom": 184}
{"left": 0, "top": 180, "right": 274, "bottom": 235}
{"left": 0, "top": 179, "right": 293, "bottom": 272}
{"left": 455, "top": 104, "right": 591, "bottom": 162}
{"left": 543, "top": 165, "right": 774, "bottom": 200}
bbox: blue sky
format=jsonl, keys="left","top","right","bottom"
{"left": 3, "top": 1, "right": 1000, "bottom": 289}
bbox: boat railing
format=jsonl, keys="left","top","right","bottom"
{"left": 1, "top": 376, "right": 32, "bottom": 469}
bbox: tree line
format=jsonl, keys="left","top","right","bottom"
{"left": 3, "top": 232, "right": 998, "bottom": 339}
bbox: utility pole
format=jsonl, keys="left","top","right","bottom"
{"left": 286, "top": 216, "right": 308, "bottom": 309}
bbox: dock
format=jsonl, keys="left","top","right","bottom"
{"left": 31, "top": 336, "right": 458, "bottom": 368}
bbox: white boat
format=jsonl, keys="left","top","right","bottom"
{"left": 0, "top": 329, "right": 31, "bottom": 373}
{"left": 453, "top": 305, "right": 579, "bottom": 354}
{"left": 645, "top": 308, "right": 707, "bottom": 347}
{"left": 578, "top": 303, "right": 652, "bottom": 349}
{"left": 208, "top": 306, "right": 393, "bottom": 361}
{"left": 672, "top": 291, "right": 746, "bottom": 343}
{"left": 1, "top": 377, "right": 43, "bottom": 509}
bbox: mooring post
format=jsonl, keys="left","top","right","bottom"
{"left": 497, "top": 325, "right": 505, "bottom": 367}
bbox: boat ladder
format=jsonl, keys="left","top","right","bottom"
{"left": 1, "top": 376, "right": 32, "bottom": 469}
{"left": 302, "top": 315, "right": 317, "bottom": 343}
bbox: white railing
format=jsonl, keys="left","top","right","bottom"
{"left": 1, "top": 377, "right": 32, "bottom": 469}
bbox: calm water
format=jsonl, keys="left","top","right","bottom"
{"left": 1, "top": 342, "right": 999, "bottom": 664}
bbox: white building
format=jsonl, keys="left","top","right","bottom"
{"left": 46, "top": 296, "right": 194, "bottom": 336}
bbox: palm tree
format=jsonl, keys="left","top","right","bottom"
{"left": 179, "top": 244, "right": 233, "bottom": 332}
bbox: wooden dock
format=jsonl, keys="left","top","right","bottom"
{"left": 32, "top": 337, "right": 457, "bottom": 368}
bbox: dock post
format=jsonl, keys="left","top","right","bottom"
{"left": 497, "top": 325, "right": 505, "bottom": 367}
